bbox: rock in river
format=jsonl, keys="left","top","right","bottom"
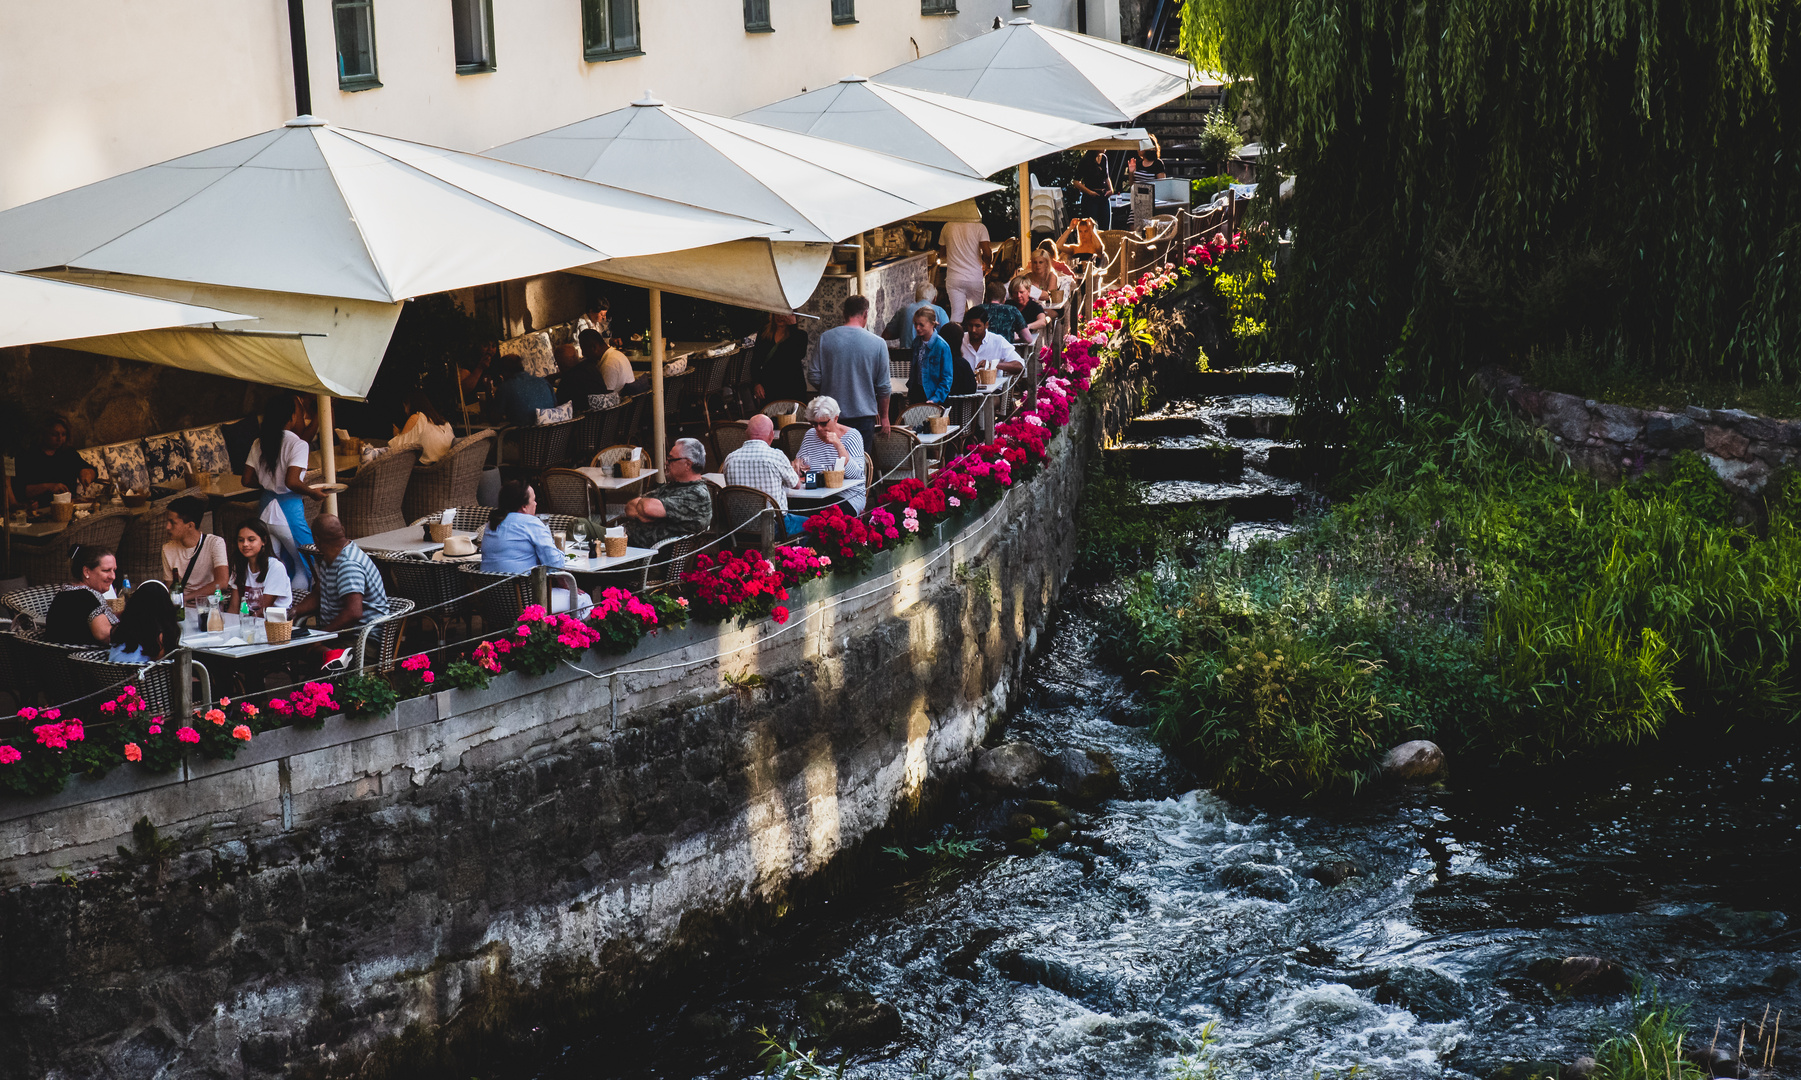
{"left": 973, "top": 742, "right": 1048, "bottom": 791}
{"left": 1051, "top": 747, "right": 1121, "bottom": 802}
{"left": 1527, "top": 955, "right": 1631, "bottom": 997}
{"left": 1381, "top": 740, "right": 1446, "bottom": 781}
{"left": 799, "top": 990, "right": 902, "bottom": 1049}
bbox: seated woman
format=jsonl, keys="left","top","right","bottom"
{"left": 1024, "top": 242, "right": 1073, "bottom": 307}
{"left": 228, "top": 519, "right": 293, "bottom": 616}
{"left": 46, "top": 545, "right": 119, "bottom": 646}
{"left": 495, "top": 353, "right": 556, "bottom": 427}
{"left": 109, "top": 581, "right": 182, "bottom": 664}
{"left": 793, "top": 396, "right": 868, "bottom": 514}
{"left": 481, "top": 480, "right": 592, "bottom": 614}
{"left": 386, "top": 391, "right": 454, "bottom": 465}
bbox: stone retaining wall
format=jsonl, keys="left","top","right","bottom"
{"left": 1487, "top": 370, "right": 1801, "bottom": 505}
{"left": 0, "top": 393, "right": 1119, "bottom": 1080}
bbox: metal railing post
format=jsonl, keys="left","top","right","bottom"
{"left": 532, "top": 565, "right": 550, "bottom": 611}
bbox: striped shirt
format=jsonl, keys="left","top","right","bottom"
{"left": 797, "top": 427, "right": 867, "bottom": 513}
{"left": 723, "top": 439, "right": 800, "bottom": 512}
{"left": 316, "top": 541, "right": 389, "bottom": 627}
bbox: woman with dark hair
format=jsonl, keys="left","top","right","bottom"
{"left": 481, "top": 480, "right": 591, "bottom": 614}
{"left": 46, "top": 545, "right": 119, "bottom": 645}
{"left": 242, "top": 391, "right": 325, "bottom": 591}
{"left": 387, "top": 390, "right": 454, "bottom": 465}
{"left": 108, "top": 581, "right": 182, "bottom": 664}
{"left": 748, "top": 312, "right": 810, "bottom": 406}
{"left": 227, "top": 519, "right": 292, "bottom": 616}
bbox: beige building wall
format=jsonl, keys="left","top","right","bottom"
{"left": 0, "top": 0, "right": 1103, "bottom": 212}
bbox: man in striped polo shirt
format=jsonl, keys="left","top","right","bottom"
{"left": 293, "top": 515, "right": 389, "bottom": 666}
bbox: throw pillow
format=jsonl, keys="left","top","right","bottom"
{"left": 180, "top": 426, "right": 232, "bottom": 475}
{"left": 535, "top": 403, "right": 574, "bottom": 426}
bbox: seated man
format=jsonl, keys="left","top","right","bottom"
{"left": 583, "top": 328, "right": 650, "bottom": 397}
{"left": 162, "top": 495, "right": 231, "bottom": 606}
{"left": 495, "top": 352, "right": 556, "bottom": 426}
{"left": 961, "top": 309, "right": 1025, "bottom": 376}
{"left": 970, "top": 281, "right": 1027, "bottom": 344}
{"left": 619, "top": 438, "right": 715, "bottom": 548}
{"left": 293, "top": 514, "right": 391, "bottom": 663}
{"left": 724, "top": 414, "right": 805, "bottom": 535}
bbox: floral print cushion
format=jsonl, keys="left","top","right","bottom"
{"left": 141, "top": 434, "right": 191, "bottom": 487}
{"left": 77, "top": 447, "right": 109, "bottom": 481}
{"left": 95, "top": 442, "right": 150, "bottom": 495}
{"left": 181, "top": 426, "right": 232, "bottom": 475}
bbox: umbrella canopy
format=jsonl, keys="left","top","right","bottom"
{"left": 0, "top": 271, "right": 252, "bottom": 350}
{"left": 0, "top": 116, "right": 786, "bottom": 305}
{"left": 487, "top": 96, "right": 999, "bottom": 310}
{"left": 874, "top": 18, "right": 1212, "bottom": 125}
{"left": 738, "top": 78, "right": 1116, "bottom": 179}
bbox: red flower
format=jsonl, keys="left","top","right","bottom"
{"left": 124, "top": 743, "right": 143, "bottom": 762}
{"left": 772, "top": 605, "right": 790, "bottom": 624}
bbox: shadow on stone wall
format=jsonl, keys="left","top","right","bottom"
{"left": 0, "top": 344, "right": 261, "bottom": 451}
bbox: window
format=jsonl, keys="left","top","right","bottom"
{"left": 335, "top": 0, "right": 380, "bottom": 89}
{"left": 744, "top": 0, "right": 773, "bottom": 31}
{"left": 452, "top": 0, "right": 495, "bottom": 73}
{"left": 582, "top": 0, "right": 641, "bottom": 60}
{"left": 832, "top": 0, "right": 856, "bottom": 23}
{"left": 921, "top": 0, "right": 958, "bottom": 13}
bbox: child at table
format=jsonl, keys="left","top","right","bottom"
{"left": 228, "top": 520, "right": 292, "bottom": 616}
{"left": 109, "top": 581, "right": 182, "bottom": 664}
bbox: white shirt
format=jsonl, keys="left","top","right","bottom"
{"left": 237, "top": 560, "right": 293, "bottom": 609}
{"left": 601, "top": 347, "right": 636, "bottom": 393}
{"left": 961, "top": 331, "right": 1016, "bottom": 371}
{"left": 389, "top": 414, "right": 454, "bottom": 465}
{"left": 245, "top": 430, "right": 311, "bottom": 494}
{"left": 940, "top": 221, "right": 990, "bottom": 280}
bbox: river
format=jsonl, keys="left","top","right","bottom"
{"left": 513, "top": 596, "right": 1799, "bottom": 1080}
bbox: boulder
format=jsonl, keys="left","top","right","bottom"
{"left": 1567, "top": 1056, "right": 1599, "bottom": 1079}
{"left": 1527, "top": 956, "right": 1631, "bottom": 997}
{"left": 974, "top": 742, "right": 1048, "bottom": 791}
{"left": 1051, "top": 748, "right": 1121, "bottom": 802}
{"left": 1644, "top": 413, "right": 1704, "bottom": 450}
{"left": 1380, "top": 740, "right": 1445, "bottom": 782}
{"left": 1308, "top": 860, "right": 1361, "bottom": 887}
{"left": 799, "top": 990, "right": 902, "bottom": 1049}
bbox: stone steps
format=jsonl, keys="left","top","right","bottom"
{"left": 1104, "top": 442, "right": 1243, "bottom": 481}
{"left": 1189, "top": 367, "right": 1297, "bottom": 397}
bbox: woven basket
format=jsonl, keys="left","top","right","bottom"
{"left": 264, "top": 619, "right": 292, "bottom": 644}
{"left": 927, "top": 416, "right": 948, "bottom": 434}
{"left": 107, "top": 597, "right": 127, "bottom": 615}
{"left": 427, "top": 523, "right": 453, "bottom": 542}
{"left": 618, "top": 460, "right": 642, "bottom": 479}
{"left": 978, "top": 369, "right": 999, "bottom": 386}
{"left": 822, "top": 469, "right": 845, "bottom": 489}
{"left": 605, "top": 535, "right": 628, "bottom": 558}
{"left": 50, "top": 502, "right": 76, "bottom": 522}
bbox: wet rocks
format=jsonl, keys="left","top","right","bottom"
{"left": 1485, "top": 1061, "right": 1567, "bottom": 1080}
{"left": 1216, "top": 862, "right": 1295, "bottom": 901}
{"left": 799, "top": 990, "right": 902, "bottom": 1049}
{"left": 1527, "top": 956, "right": 1631, "bottom": 997}
{"left": 1308, "top": 860, "right": 1361, "bottom": 887}
{"left": 1050, "top": 748, "right": 1120, "bottom": 802}
{"left": 1369, "top": 967, "right": 1468, "bottom": 1023}
{"left": 991, "top": 950, "right": 1114, "bottom": 1006}
{"left": 973, "top": 742, "right": 1048, "bottom": 791}
{"left": 1380, "top": 740, "right": 1445, "bottom": 782}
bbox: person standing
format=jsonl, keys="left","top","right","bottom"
{"left": 910, "top": 308, "right": 955, "bottom": 406}
{"left": 1072, "top": 149, "right": 1113, "bottom": 226}
{"left": 883, "top": 282, "right": 949, "bottom": 349}
{"left": 808, "top": 296, "right": 892, "bottom": 445}
{"left": 938, "top": 220, "right": 991, "bottom": 323}
{"left": 243, "top": 390, "right": 326, "bottom": 592}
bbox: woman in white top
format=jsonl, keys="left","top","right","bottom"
{"left": 227, "top": 519, "right": 293, "bottom": 615}
{"left": 386, "top": 391, "right": 455, "bottom": 465}
{"left": 793, "top": 396, "right": 868, "bottom": 514}
{"left": 242, "top": 390, "right": 327, "bottom": 590}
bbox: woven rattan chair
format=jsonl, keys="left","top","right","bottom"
{"left": 589, "top": 444, "right": 643, "bottom": 471}
{"left": 338, "top": 447, "right": 421, "bottom": 540}
{"left": 660, "top": 373, "right": 691, "bottom": 438}
{"left": 594, "top": 400, "right": 634, "bottom": 451}
{"left": 6, "top": 633, "right": 92, "bottom": 709}
{"left": 689, "top": 353, "right": 733, "bottom": 430}
{"left": 14, "top": 509, "right": 130, "bottom": 586}
{"left": 295, "top": 596, "right": 415, "bottom": 672}
{"left": 777, "top": 423, "right": 809, "bottom": 460}
{"left": 762, "top": 400, "right": 804, "bottom": 421}
{"left": 505, "top": 414, "right": 582, "bottom": 473}
{"left": 716, "top": 485, "right": 779, "bottom": 551}
{"left": 370, "top": 554, "right": 471, "bottom": 646}
{"left": 457, "top": 566, "right": 531, "bottom": 632}
{"left": 116, "top": 489, "right": 193, "bottom": 586}
{"left": 711, "top": 421, "right": 750, "bottom": 464}
{"left": 2, "top": 583, "right": 63, "bottom": 633}
{"left": 725, "top": 351, "right": 753, "bottom": 418}
{"left": 901, "top": 403, "right": 944, "bottom": 428}
{"left": 870, "top": 428, "right": 919, "bottom": 481}
{"left": 70, "top": 649, "right": 205, "bottom": 721}
{"left": 402, "top": 429, "right": 495, "bottom": 523}
{"left": 538, "top": 468, "right": 602, "bottom": 518}
{"left": 449, "top": 506, "right": 498, "bottom": 533}
{"left": 642, "top": 531, "right": 713, "bottom": 590}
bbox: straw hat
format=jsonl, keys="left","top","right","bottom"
{"left": 434, "top": 535, "right": 478, "bottom": 561}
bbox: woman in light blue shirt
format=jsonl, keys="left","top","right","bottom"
{"left": 480, "top": 480, "right": 592, "bottom": 613}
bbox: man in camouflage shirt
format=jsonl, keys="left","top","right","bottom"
{"left": 613, "top": 438, "right": 714, "bottom": 548}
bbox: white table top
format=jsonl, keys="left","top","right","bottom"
{"left": 182, "top": 626, "right": 316, "bottom": 658}
{"left": 354, "top": 526, "right": 478, "bottom": 557}
{"left": 913, "top": 424, "right": 962, "bottom": 445}
{"left": 560, "top": 545, "right": 655, "bottom": 573}
{"left": 576, "top": 466, "right": 651, "bottom": 491}
{"left": 703, "top": 471, "right": 851, "bottom": 501}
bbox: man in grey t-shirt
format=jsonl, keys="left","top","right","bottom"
{"left": 809, "top": 295, "right": 893, "bottom": 444}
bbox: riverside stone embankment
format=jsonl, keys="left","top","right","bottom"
{"left": 0, "top": 391, "right": 1129, "bottom": 1079}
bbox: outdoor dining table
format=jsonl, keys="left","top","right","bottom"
{"left": 910, "top": 424, "right": 962, "bottom": 480}
{"left": 575, "top": 466, "right": 651, "bottom": 512}
{"left": 700, "top": 471, "right": 858, "bottom": 503}
{"left": 559, "top": 545, "right": 655, "bottom": 575}
{"left": 353, "top": 524, "right": 479, "bottom": 557}
{"left": 180, "top": 625, "right": 319, "bottom": 662}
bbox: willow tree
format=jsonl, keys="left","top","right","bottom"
{"left": 1182, "top": 0, "right": 1801, "bottom": 417}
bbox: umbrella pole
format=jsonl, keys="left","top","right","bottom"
{"left": 650, "top": 287, "right": 666, "bottom": 484}
{"left": 855, "top": 238, "right": 866, "bottom": 297}
{"left": 1018, "top": 162, "right": 1032, "bottom": 274}
{"left": 316, "top": 393, "right": 338, "bottom": 516}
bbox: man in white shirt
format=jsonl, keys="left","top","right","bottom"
{"left": 161, "top": 495, "right": 231, "bottom": 605}
{"left": 938, "top": 220, "right": 991, "bottom": 323}
{"left": 961, "top": 309, "right": 1025, "bottom": 375}
{"left": 723, "top": 414, "right": 806, "bottom": 535}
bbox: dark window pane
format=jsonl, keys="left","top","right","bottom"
{"left": 832, "top": 0, "right": 856, "bottom": 21}
{"left": 744, "top": 0, "right": 771, "bottom": 29}
{"left": 608, "top": 0, "right": 638, "bottom": 52}
{"left": 452, "top": 0, "right": 492, "bottom": 69}
{"left": 334, "top": 0, "right": 377, "bottom": 80}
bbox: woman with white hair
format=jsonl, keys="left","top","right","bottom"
{"left": 793, "top": 396, "right": 868, "bottom": 513}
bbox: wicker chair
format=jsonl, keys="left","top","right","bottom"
{"left": 716, "top": 485, "right": 780, "bottom": 551}
{"left": 870, "top": 429, "right": 917, "bottom": 484}
{"left": 295, "top": 596, "right": 415, "bottom": 673}
{"left": 116, "top": 490, "right": 195, "bottom": 586}
{"left": 594, "top": 400, "right": 635, "bottom": 450}
{"left": 70, "top": 650, "right": 207, "bottom": 721}
{"left": 590, "top": 444, "right": 643, "bottom": 471}
{"left": 777, "top": 423, "right": 809, "bottom": 460}
{"left": 688, "top": 353, "right": 734, "bottom": 430}
{"left": 538, "top": 468, "right": 602, "bottom": 519}
{"left": 504, "top": 414, "right": 582, "bottom": 473}
{"left": 13, "top": 509, "right": 130, "bottom": 586}
{"left": 449, "top": 506, "right": 499, "bottom": 533}
{"left": 5, "top": 632, "right": 93, "bottom": 709}
{"left": 402, "top": 429, "right": 495, "bottom": 523}
{"left": 370, "top": 554, "right": 471, "bottom": 646}
{"left": 711, "top": 421, "right": 750, "bottom": 464}
{"left": 642, "top": 531, "right": 713, "bottom": 590}
{"left": 338, "top": 447, "right": 421, "bottom": 540}
{"left": 659, "top": 373, "right": 691, "bottom": 439}
{"left": 210, "top": 500, "right": 260, "bottom": 554}
{"left": 725, "top": 351, "right": 754, "bottom": 418}
{"left": 456, "top": 567, "right": 579, "bottom": 631}
{"left": 901, "top": 403, "right": 944, "bottom": 428}
{"left": 762, "top": 400, "right": 804, "bottom": 421}
{"left": 2, "top": 583, "right": 63, "bottom": 634}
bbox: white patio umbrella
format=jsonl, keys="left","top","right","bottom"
{"left": 486, "top": 95, "right": 999, "bottom": 311}
{"left": 0, "top": 271, "right": 251, "bottom": 350}
{"left": 873, "top": 18, "right": 1212, "bottom": 126}
{"left": 738, "top": 78, "right": 1115, "bottom": 179}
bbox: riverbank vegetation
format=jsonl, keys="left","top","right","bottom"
{"left": 1089, "top": 405, "right": 1801, "bottom": 795}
